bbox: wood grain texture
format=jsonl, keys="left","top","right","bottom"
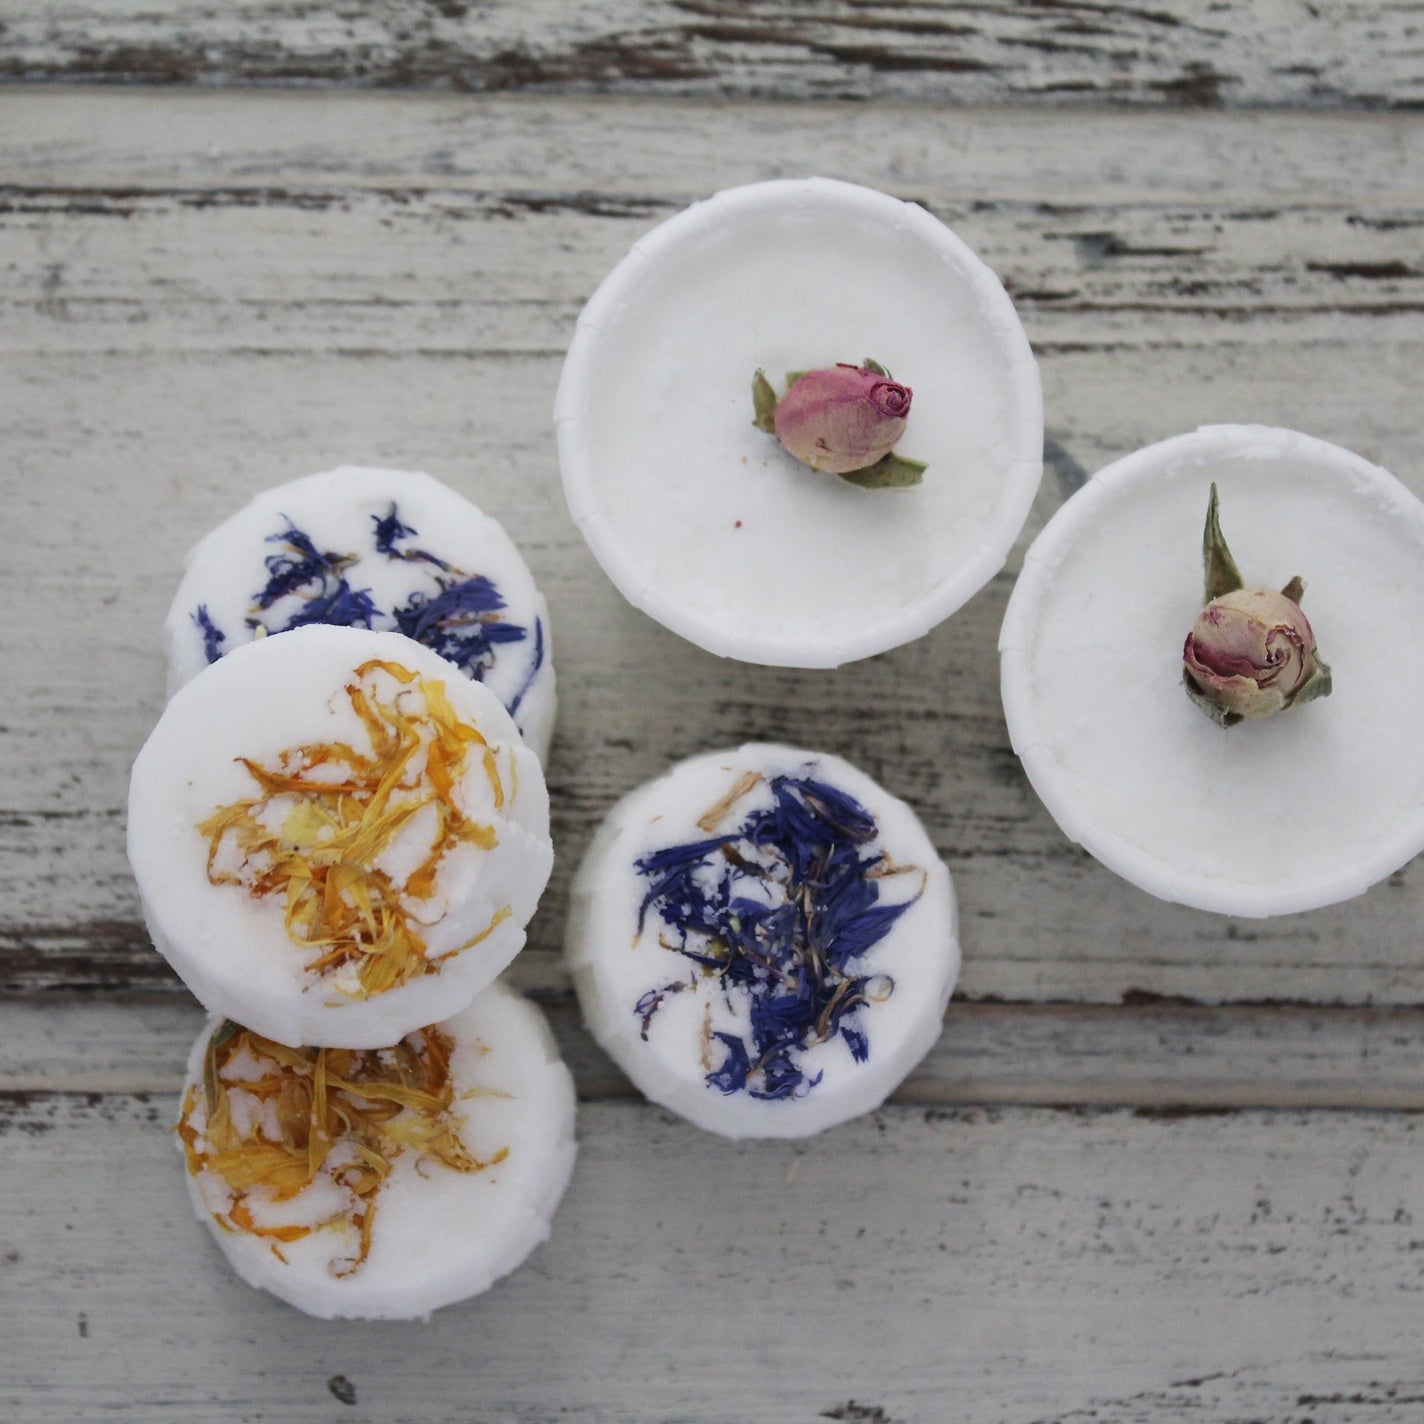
{"left": 3, "top": 1, "right": 1424, "bottom": 108}
{"left": 8, "top": 997, "right": 1424, "bottom": 1110}
{"left": 3, "top": 1093, "right": 1423, "bottom": 1423}
{"left": 6, "top": 75, "right": 1424, "bottom": 1424}
{"left": 4, "top": 92, "right": 1424, "bottom": 1006}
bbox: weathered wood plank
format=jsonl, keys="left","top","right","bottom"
{"left": 8, "top": 997, "right": 1424, "bottom": 1110}
{"left": 3, "top": 1094, "right": 1422, "bottom": 1422}
{"left": 4, "top": 94, "right": 1424, "bottom": 1004}
{"left": 4, "top": 185, "right": 1424, "bottom": 358}
{"left": 2, "top": 1, "right": 1424, "bottom": 108}
{"left": 7, "top": 89, "right": 1424, "bottom": 201}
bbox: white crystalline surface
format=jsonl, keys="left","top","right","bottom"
{"left": 128, "top": 626, "right": 553, "bottom": 1047}
{"left": 557, "top": 179, "right": 1042, "bottom": 667}
{"left": 165, "top": 466, "right": 555, "bottom": 761}
{"left": 178, "top": 981, "right": 577, "bottom": 1320}
{"left": 1000, "top": 425, "right": 1424, "bottom": 916}
{"left": 566, "top": 744, "right": 959, "bottom": 1138}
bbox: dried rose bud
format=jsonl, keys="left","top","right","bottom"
{"left": 772, "top": 363, "right": 913, "bottom": 475}
{"left": 1182, "top": 484, "right": 1332, "bottom": 726}
{"left": 1183, "top": 588, "right": 1328, "bottom": 723}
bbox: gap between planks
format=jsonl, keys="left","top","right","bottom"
{"left": 4, "top": 996, "right": 1424, "bottom": 1111}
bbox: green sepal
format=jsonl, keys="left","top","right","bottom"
{"left": 1202, "top": 482, "right": 1245, "bottom": 604}
{"left": 1289, "top": 652, "right": 1333, "bottom": 709}
{"left": 1183, "top": 671, "right": 1242, "bottom": 728}
{"left": 751, "top": 369, "right": 778, "bottom": 433}
{"left": 1280, "top": 574, "right": 1305, "bottom": 605}
{"left": 838, "top": 451, "right": 927, "bottom": 490}
{"left": 784, "top": 370, "right": 808, "bottom": 387}
{"left": 861, "top": 357, "right": 891, "bottom": 378}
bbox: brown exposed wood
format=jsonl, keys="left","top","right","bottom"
{"left": 0, "top": 2, "right": 1422, "bottom": 106}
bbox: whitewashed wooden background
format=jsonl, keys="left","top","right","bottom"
{"left": 4, "top": 5, "right": 1424, "bottom": 1421}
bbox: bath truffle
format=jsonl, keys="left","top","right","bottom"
{"left": 165, "top": 466, "right": 555, "bottom": 760}
{"left": 129, "top": 626, "right": 553, "bottom": 1048}
{"left": 999, "top": 424, "right": 1424, "bottom": 917}
{"left": 177, "top": 980, "right": 577, "bottom": 1319}
{"left": 556, "top": 177, "right": 1042, "bottom": 667}
{"left": 566, "top": 744, "right": 959, "bottom": 1138}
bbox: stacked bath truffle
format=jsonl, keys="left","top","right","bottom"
{"left": 129, "top": 460, "right": 968, "bottom": 1319}
{"left": 128, "top": 468, "right": 574, "bottom": 1319}
{"left": 122, "top": 184, "right": 1017, "bottom": 1317}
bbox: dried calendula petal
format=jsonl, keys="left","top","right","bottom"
{"left": 197, "top": 657, "right": 505, "bottom": 999}
{"left": 129, "top": 626, "right": 553, "bottom": 1048}
{"left": 177, "top": 983, "right": 578, "bottom": 1319}
{"left": 179, "top": 1019, "right": 501, "bottom": 1280}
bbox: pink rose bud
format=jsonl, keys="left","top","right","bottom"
{"left": 772, "top": 363, "right": 912, "bottom": 475}
{"left": 1183, "top": 588, "right": 1326, "bottom": 722}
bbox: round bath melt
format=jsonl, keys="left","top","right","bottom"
{"left": 555, "top": 177, "right": 1042, "bottom": 668}
{"left": 566, "top": 744, "right": 959, "bottom": 1138}
{"left": 165, "top": 466, "right": 555, "bottom": 761}
{"left": 176, "top": 980, "right": 577, "bottom": 1320}
{"left": 1000, "top": 424, "right": 1424, "bottom": 917}
{"left": 129, "top": 625, "right": 553, "bottom": 1047}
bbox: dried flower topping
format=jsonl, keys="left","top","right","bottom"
{"left": 1182, "top": 484, "right": 1333, "bottom": 726}
{"left": 633, "top": 771, "right": 924, "bottom": 1101}
{"left": 194, "top": 604, "right": 226, "bottom": 663}
{"left": 752, "top": 359, "right": 927, "bottom": 489}
{"left": 198, "top": 658, "right": 512, "bottom": 997}
{"left": 177, "top": 1020, "right": 507, "bottom": 1275}
{"left": 191, "top": 503, "right": 541, "bottom": 693}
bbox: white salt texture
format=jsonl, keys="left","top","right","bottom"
{"left": 165, "top": 466, "right": 555, "bottom": 761}
{"left": 1000, "top": 425, "right": 1424, "bottom": 917}
{"left": 129, "top": 626, "right": 553, "bottom": 1046}
{"left": 179, "top": 981, "right": 577, "bottom": 1320}
{"left": 566, "top": 744, "right": 959, "bottom": 1138}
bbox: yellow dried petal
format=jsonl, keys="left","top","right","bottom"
{"left": 198, "top": 661, "right": 506, "bottom": 998}
{"left": 178, "top": 1023, "right": 507, "bottom": 1277}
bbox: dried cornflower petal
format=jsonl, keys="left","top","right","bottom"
{"left": 1182, "top": 485, "right": 1333, "bottom": 726}
{"left": 166, "top": 468, "right": 554, "bottom": 760}
{"left": 633, "top": 771, "right": 925, "bottom": 1101}
{"left": 567, "top": 745, "right": 961, "bottom": 1140}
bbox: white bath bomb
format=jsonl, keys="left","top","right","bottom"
{"left": 165, "top": 466, "right": 555, "bottom": 761}
{"left": 1000, "top": 425, "right": 1424, "bottom": 916}
{"left": 177, "top": 980, "right": 577, "bottom": 1319}
{"left": 130, "top": 625, "right": 552, "bottom": 1047}
{"left": 556, "top": 178, "right": 1042, "bottom": 668}
{"left": 567, "top": 744, "right": 959, "bottom": 1138}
